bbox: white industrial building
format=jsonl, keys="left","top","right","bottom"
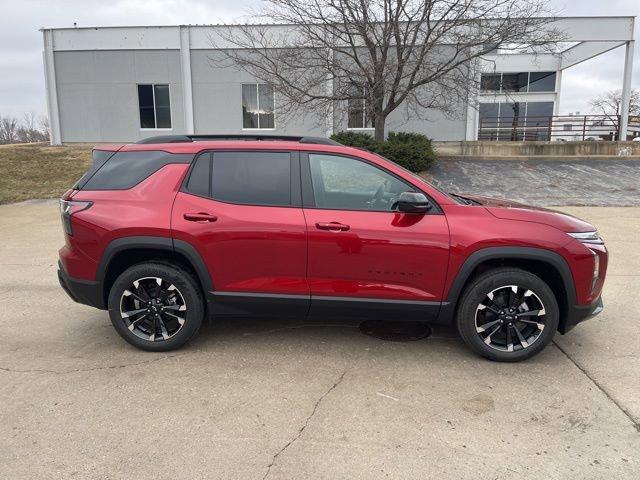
{"left": 41, "top": 16, "right": 636, "bottom": 144}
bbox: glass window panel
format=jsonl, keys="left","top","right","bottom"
{"left": 501, "top": 73, "right": 528, "bottom": 92}
{"left": 309, "top": 154, "right": 412, "bottom": 211}
{"left": 155, "top": 106, "right": 171, "bottom": 128}
{"left": 348, "top": 98, "right": 364, "bottom": 129}
{"left": 480, "top": 74, "right": 501, "bottom": 92}
{"left": 525, "top": 101, "right": 554, "bottom": 140}
{"left": 138, "top": 85, "right": 154, "bottom": 108}
{"left": 348, "top": 84, "right": 369, "bottom": 129}
{"left": 478, "top": 103, "right": 499, "bottom": 140}
{"left": 153, "top": 85, "right": 170, "bottom": 108}
{"left": 528, "top": 72, "right": 556, "bottom": 92}
{"left": 212, "top": 151, "right": 291, "bottom": 206}
{"left": 499, "top": 103, "right": 525, "bottom": 140}
{"left": 258, "top": 84, "right": 275, "bottom": 129}
{"left": 525, "top": 101, "right": 554, "bottom": 125}
{"left": 185, "top": 154, "right": 211, "bottom": 197}
{"left": 138, "top": 85, "right": 155, "bottom": 128}
{"left": 139, "top": 108, "right": 156, "bottom": 129}
{"left": 82, "top": 151, "right": 191, "bottom": 190}
{"left": 242, "top": 84, "right": 259, "bottom": 128}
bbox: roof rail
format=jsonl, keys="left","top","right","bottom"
{"left": 135, "top": 134, "right": 341, "bottom": 146}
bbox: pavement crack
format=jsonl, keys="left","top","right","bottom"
{"left": 553, "top": 341, "right": 640, "bottom": 433}
{"left": 0, "top": 354, "right": 183, "bottom": 375}
{"left": 262, "top": 369, "right": 348, "bottom": 480}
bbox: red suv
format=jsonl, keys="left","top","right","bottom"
{"left": 58, "top": 135, "right": 607, "bottom": 361}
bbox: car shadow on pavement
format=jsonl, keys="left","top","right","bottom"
{"left": 191, "top": 315, "right": 460, "bottom": 346}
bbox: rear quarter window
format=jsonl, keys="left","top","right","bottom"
{"left": 78, "top": 151, "right": 193, "bottom": 190}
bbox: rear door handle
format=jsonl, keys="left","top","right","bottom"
{"left": 184, "top": 212, "right": 218, "bottom": 223}
{"left": 315, "top": 222, "right": 350, "bottom": 232}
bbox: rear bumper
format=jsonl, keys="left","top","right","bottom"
{"left": 57, "top": 261, "right": 105, "bottom": 309}
{"left": 560, "top": 296, "right": 604, "bottom": 334}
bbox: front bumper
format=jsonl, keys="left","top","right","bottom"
{"left": 57, "top": 261, "right": 105, "bottom": 309}
{"left": 560, "top": 296, "right": 604, "bottom": 334}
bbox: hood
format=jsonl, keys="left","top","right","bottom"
{"left": 459, "top": 194, "right": 596, "bottom": 233}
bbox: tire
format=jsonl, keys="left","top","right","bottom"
{"left": 107, "top": 262, "right": 204, "bottom": 351}
{"left": 456, "top": 267, "right": 559, "bottom": 362}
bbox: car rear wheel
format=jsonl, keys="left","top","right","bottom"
{"left": 456, "top": 268, "right": 559, "bottom": 362}
{"left": 107, "top": 262, "right": 204, "bottom": 351}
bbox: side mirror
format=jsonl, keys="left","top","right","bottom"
{"left": 396, "top": 191, "right": 431, "bottom": 214}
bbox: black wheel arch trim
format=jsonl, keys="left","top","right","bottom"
{"left": 96, "top": 236, "right": 213, "bottom": 306}
{"left": 439, "top": 246, "right": 577, "bottom": 327}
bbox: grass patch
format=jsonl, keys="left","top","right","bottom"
{"left": 0, "top": 143, "right": 92, "bottom": 204}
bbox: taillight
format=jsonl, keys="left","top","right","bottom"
{"left": 59, "top": 199, "right": 92, "bottom": 235}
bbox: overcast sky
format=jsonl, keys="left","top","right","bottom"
{"left": 0, "top": 0, "right": 638, "bottom": 120}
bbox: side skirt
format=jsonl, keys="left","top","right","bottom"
{"left": 208, "top": 291, "right": 449, "bottom": 323}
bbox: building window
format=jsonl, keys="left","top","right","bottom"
{"left": 242, "top": 83, "right": 275, "bottom": 129}
{"left": 528, "top": 72, "right": 557, "bottom": 92}
{"left": 478, "top": 101, "right": 554, "bottom": 140}
{"left": 347, "top": 85, "right": 373, "bottom": 129}
{"left": 480, "top": 74, "right": 501, "bottom": 92}
{"left": 501, "top": 73, "right": 529, "bottom": 92}
{"left": 479, "top": 72, "right": 556, "bottom": 93}
{"left": 137, "top": 84, "right": 171, "bottom": 129}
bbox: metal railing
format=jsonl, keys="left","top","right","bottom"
{"left": 478, "top": 114, "right": 640, "bottom": 141}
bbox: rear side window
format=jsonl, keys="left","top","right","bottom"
{"left": 211, "top": 151, "right": 291, "bottom": 206}
{"left": 72, "top": 149, "right": 117, "bottom": 188}
{"left": 185, "top": 153, "right": 211, "bottom": 197}
{"left": 79, "top": 151, "right": 192, "bottom": 190}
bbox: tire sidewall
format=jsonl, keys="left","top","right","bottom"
{"left": 456, "top": 269, "right": 559, "bottom": 362}
{"left": 108, "top": 262, "right": 204, "bottom": 351}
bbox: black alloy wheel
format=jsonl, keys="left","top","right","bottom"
{"left": 456, "top": 268, "right": 559, "bottom": 362}
{"left": 108, "top": 262, "right": 204, "bottom": 351}
{"left": 119, "top": 276, "right": 187, "bottom": 342}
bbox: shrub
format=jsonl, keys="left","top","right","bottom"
{"left": 330, "top": 130, "right": 436, "bottom": 172}
{"left": 330, "top": 131, "right": 379, "bottom": 151}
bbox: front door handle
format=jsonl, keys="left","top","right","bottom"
{"left": 315, "top": 222, "right": 350, "bottom": 232}
{"left": 184, "top": 212, "right": 218, "bottom": 223}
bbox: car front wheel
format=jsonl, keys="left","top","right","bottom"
{"left": 456, "top": 268, "right": 559, "bottom": 362}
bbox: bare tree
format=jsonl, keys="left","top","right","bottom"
{"left": 0, "top": 113, "right": 50, "bottom": 144}
{"left": 16, "top": 112, "right": 49, "bottom": 143}
{"left": 212, "top": 0, "right": 560, "bottom": 140}
{"left": 589, "top": 89, "right": 640, "bottom": 123}
{"left": 0, "top": 116, "right": 19, "bottom": 144}
{"left": 39, "top": 115, "right": 50, "bottom": 140}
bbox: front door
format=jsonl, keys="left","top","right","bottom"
{"left": 302, "top": 152, "right": 450, "bottom": 320}
{"left": 172, "top": 150, "right": 309, "bottom": 316}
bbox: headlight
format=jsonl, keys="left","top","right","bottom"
{"left": 567, "top": 231, "right": 603, "bottom": 244}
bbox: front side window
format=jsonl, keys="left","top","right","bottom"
{"left": 242, "top": 84, "right": 275, "bottom": 129}
{"left": 212, "top": 151, "right": 290, "bottom": 206}
{"left": 347, "top": 85, "right": 373, "bottom": 129}
{"left": 309, "top": 154, "right": 411, "bottom": 211}
{"left": 137, "top": 84, "right": 171, "bottom": 129}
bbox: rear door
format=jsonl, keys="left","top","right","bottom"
{"left": 301, "top": 152, "right": 450, "bottom": 320}
{"left": 172, "top": 149, "right": 309, "bottom": 316}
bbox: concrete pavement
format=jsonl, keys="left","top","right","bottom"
{"left": 0, "top": 201, "right": 639, "bottom": 479}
